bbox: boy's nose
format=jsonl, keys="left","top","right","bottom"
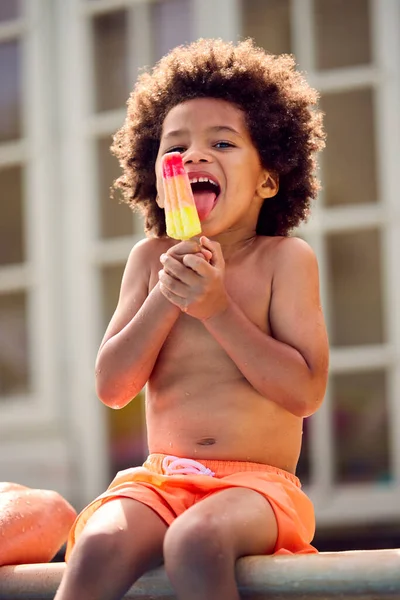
{"left": 183, "top": 148, "right": 210, "bottom": 164}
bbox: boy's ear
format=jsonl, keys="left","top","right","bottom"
{"left": 257, "top": 171, "right": 279, "bottom": 199}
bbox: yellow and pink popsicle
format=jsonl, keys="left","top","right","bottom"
{"left": 161, "top": 152, "right": 202, "bottom": 240}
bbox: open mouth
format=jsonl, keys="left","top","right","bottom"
{"left": 190, "top": 177, "right": 220, "bottom": 221}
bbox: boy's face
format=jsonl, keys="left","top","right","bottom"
{"left": 155, "top": 98, "right": 278, "bottom": 238}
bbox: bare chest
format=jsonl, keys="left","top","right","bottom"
{"left": 150, "top": 254, "right": 273, "bottom": 370}
{"left": 224, "top": 260, "right": 272, "bottom": 334}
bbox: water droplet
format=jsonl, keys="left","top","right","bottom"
{"left": 25, "top": 500, "right": 31, "bottom": 505}
{"left": 22, "top": 527, "right": 25, "bottom": 533}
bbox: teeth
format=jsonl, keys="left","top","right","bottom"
{"left": 190, "top": 176, "right": 218, "bottom": 187}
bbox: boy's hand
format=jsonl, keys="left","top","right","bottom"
{"left": 164, "top": 239, "right": 212, "bottom": 263}
{"left": 158, "top": 236, "right": 229, "bottom": 320}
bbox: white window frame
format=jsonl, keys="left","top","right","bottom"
{"left": 0, "top": 0, "right": 62, "bottom": 432}
{"left": 61, "top": 0, "right": 400, "bottom": 516}
{"left": 290, "top": 0, "right": 400, "bottom": 524}
{"left": 62, "top": 0, "right": 242, "bottom": 506}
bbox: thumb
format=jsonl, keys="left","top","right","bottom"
{"left": 198, "top": 249, "right": 213, "bottom": 262}
{"left": 200, "top": 236, "right": 224, "bottom": 268}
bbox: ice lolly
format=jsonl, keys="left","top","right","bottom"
{"left": 161, "top": 152, "right": 202, "bottom": 240}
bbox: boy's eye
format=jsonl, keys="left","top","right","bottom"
{"left": 165, "top": 146, "right": 186, "bottom": 154}
{"left": 214, "top": 141, "right": 234, "bottom": 149}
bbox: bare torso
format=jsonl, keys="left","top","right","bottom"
{"left": 145, "top": 236, "right": 303, "bottom": 474}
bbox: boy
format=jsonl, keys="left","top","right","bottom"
{"left": 56, "top": 39, "right": 328, "bottom": 600}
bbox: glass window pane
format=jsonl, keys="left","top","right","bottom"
{"left": 326, "top": 229, "right": 384, "bottom": 347}
{"left": 0, "top": 293, "right": 30, "bottom": 396}
{"left": 314, "top": 0, "right": 371, "bottom": 70}
{"left": 241, "top": 0, "right": 291, "bottom": 55}
{"left": 321, "top": 89, "right": 378, "bottom": 207}
{"left": 0, "top": 0, "right": 20, "bottom": 22}
{"left": 108, "top": 394, "right": 147, "bottom": 476}
{"left": 151, "top": 0, "right": 193, "bottom": 63}
{"left": 101, "top": 264, "right": 124, "bottom": 330}
{"left": 0, "top": 166, "right": 25, "bottom": 265}
{"left": 332, "top": 370, "right": 390, "bottom": 484}
{"left": 93, "top": 10, "right": 129, "bottom": 112}
{"left": 97, "top": 137, "right": 137, "bottom": 239}
{"left": 296, "top": 416, "right": 310, "bottom": 484}
{"left": 0, "top": 41, "right": 21, "bottom": 141}
{"left": 101, "top": 265, "right": 147, "bottom": 473}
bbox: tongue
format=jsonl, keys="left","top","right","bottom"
{"left": 193, "top": 191, "right": 216, "bottom": 221}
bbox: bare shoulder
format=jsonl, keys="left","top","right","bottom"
{"left": 251, "top": 236, "right": 318, "bottom": 286}
{"left": 120, "top": 235, "right": 177, "bottom": 304}
{"left": 266, "top": 235, "right": 321, "bottom": 310}
{"left": 274, "top": 236, "right": 319, "bottom": 290}
{"left": 274, "top": 235, "right": 315, "bottom": 253}
{"left": 123, "top": 236, "right": 172, "bottom": 279}
{"left": 276, "top": 235, "right": 316, "bottom": 259}
{"left": 126, "top": 236, "right": 171, "bottom": 264}
{"left": 256, "top": 235, "right": 317, "bottom": 268}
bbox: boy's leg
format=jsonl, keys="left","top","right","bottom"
{"left": 55, "top": 497, "right": 168, "bottom": 600}
{"left": 164, "top": 487, "right": 278, "bottom": 600}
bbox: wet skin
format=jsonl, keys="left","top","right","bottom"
{"left": 96, "top": 98, "right": 329, "bottom": 474}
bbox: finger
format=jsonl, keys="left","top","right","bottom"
{"left": 199, "top": 236, "right": 224, "bottom": 267}
{"left": 160, "top": 254, "right": 184, "bottom": 277}
{"left": 199, "top": 248, "right": 213, "bottom": 262}
{"left": 182, "top": 253, "right": 212, "bottom": 276}
{"left": 191, "top": 251, "right": 212, "bottom": 263}
{"left": 158, "top": 269, "right": 191, "bottom": 298}
{"left": 159, "top": 282, "right": 190, "bottom": 312}
{"left": 166, "top": 240, "right": 202, "bottom": 258}
{"left": 160, "top": 255, "right": 199, "bottom": 285}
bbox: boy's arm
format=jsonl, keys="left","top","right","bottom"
{"left": 204, "top": 237, "right": 329, "bottom": 417}
{"left": 95, "top": 239, "right": 181, "bottom": 408}
{"left": 160, "top": 236, "right": 329, "bottom": 417}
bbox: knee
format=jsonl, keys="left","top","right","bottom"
{"left": 68, "top": 526, "right": 124, "bottom": 577}
{"left": 164, "top": 512, "right": 233, "bottom": 575}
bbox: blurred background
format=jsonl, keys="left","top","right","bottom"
{"left": 1, "top": 0, "right": 400, "bottom": 553}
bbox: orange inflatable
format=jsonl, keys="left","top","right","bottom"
{"left": 0, "top": 482, "right": 76, "bottom": 566}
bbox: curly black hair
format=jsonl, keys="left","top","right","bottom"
{"left": 111, "top": 38, "right": 325, "bottom": 237}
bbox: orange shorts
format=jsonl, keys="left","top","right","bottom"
{"left": 66, "top": 454, "right": 317, "bottom": 561}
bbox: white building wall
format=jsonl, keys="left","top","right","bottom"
{"left": 0, "top": 0, "right": 399, "bottom": 526}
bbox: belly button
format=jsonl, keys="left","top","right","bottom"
{"left": 197, "top": 437, "right": 216, "bottom": 446}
